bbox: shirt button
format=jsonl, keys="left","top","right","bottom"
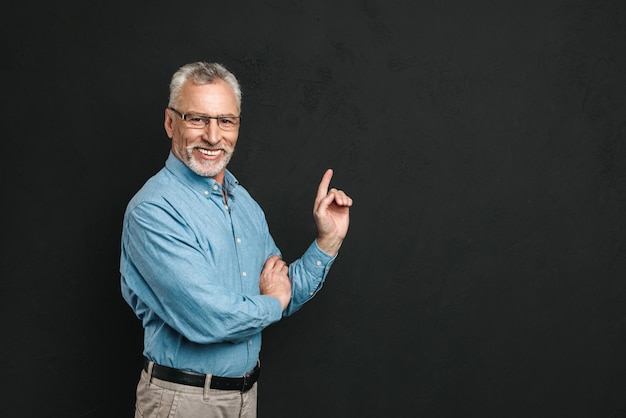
{"left": 236, "top": 238, "right": 241, "bottom": 243}
{"left": 316, "top": 260, "right": 322, "bottom": 266}
{"left": 204, "top": 190, "right": 209, "bottom": 195}
{"left": 242, "top": 272, "right": 247, "bottom": 277}
{"left": 224, "top": 205, "right": 229, "bottom": 210}
{"left": 249, "top": 340, "right": 253, "bottom": 345}
{"left": 213, "top": 185, "right": 219, "bottom": 191}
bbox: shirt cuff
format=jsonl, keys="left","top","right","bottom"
{"left": 259, "top": 295, "right": 284, "bottom": 322}
{"left": 303, "top": 240, "right": 337, "bottom": 277}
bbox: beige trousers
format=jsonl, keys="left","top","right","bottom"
{"left": 134, "top": 363, "right": 258, "bottom": 418}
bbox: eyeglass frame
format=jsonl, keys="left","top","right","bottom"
{"left": 168, "top": 107, "right": 241, "bottom": 130}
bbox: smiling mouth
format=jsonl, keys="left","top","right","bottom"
{"left": 197, "top": 148, "right": 222, "bottom": 157}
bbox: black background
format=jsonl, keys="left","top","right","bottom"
{"left": 2, "top": 0, "right": 626, "bottom": 417}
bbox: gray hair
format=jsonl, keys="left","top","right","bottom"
{"left": 168, "top": 62, "right": 242, "bottom": 112}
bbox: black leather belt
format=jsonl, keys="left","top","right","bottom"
{"left": 144, "top": 358, "right": 259, "bottom": 392}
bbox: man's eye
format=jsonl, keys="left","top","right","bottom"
{"left": 219, "top": 118, "right": 234, "bottom": 125}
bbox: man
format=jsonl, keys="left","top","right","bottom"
{"left": 120, "top": 61, "right": 352, "bottom": 417}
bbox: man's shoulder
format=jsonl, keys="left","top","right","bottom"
{"left": 126, "top": 167, "right": 184, "bottom": 209}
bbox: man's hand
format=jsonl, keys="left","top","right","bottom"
{"left": 314, "top": 169, "right": 353, "bottom": 256}
{"left": 259, "top": 255, "right": 292, "bottom": 311}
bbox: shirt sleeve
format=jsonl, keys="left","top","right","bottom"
{"left": 121, "top": 200, "right": 284, "bottom": 345}
{"left": 283, "top": 240, "right": 337, "bottom": 316}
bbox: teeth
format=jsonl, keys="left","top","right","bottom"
{"left": 198, "top": 148, "right": 221, "bottom": 156}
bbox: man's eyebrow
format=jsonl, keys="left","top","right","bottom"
{"left": 186, "top": 111, "right": 239, "bottom": 117}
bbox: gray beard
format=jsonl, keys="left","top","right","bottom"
{"left": 185, "top": 147, "right": 234, "bottom": 178}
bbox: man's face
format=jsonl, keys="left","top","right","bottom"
{"left": 165, "top": 79, "right": 240, "bottom": 183}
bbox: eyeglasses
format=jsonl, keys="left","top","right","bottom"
{"left": 168, "top": 107, "right": 241, "bottom": 131}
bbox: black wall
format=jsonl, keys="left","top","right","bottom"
{"left": 2, "top": 1, "right": 626, "bottom": 417}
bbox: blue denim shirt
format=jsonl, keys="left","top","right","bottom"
{"left": 120, "top": 152, "right": 336, "bottom": 376}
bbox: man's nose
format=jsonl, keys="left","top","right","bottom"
{"left": 203, "top": 119, "right": 221, "bottom": 143}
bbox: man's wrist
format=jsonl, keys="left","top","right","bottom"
{"left": 315, "top": 236, "right": 343, "bottom": 256}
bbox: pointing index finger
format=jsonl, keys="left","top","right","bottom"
{"left": 316, "top": 168, "right": 334, "bottom": 200}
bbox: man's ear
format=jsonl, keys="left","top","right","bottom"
{"left": 164, "top": 108, "right": 174, "bottom": 139}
